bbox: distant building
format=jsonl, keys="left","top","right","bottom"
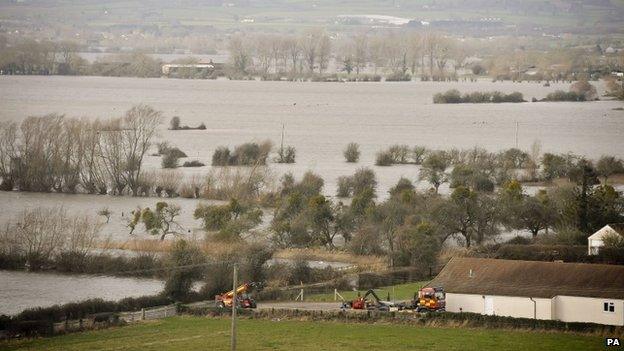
{"left": 161, "top": 60, "right": 224, "bottom": 77}
{"left": 588, "top": 223, "right": 624, "bottom": 255}
{"left": 427, "top": 257, "right": 624, "bottom": 326}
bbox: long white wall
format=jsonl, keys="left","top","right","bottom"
{"left": 446, "top": 293, "right": 551, "bottom": 320}
{"left": 552, "top": 296, "right": 624, "bottom": 326}
{"left": 447, "top": 293, "right": 624, "bottom": 325}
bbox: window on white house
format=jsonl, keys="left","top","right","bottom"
{"left": 603, "top": 302, "right": 615, "bottom": 313}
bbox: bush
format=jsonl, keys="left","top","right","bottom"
{"left": 343, "top": 142, "right": 360, "bottom": 163}
{"left": 542, "top": 90, "right": 585, "bottom": 102}
{"left": 433, "top": 89, "right": 525, "bottom": 103}
{"left": 170, "top": 116, "right": 181, "bottom": 130}
{"left": 276, "top": 146, "right": 296, "bottom": 163}
{"left": 388, "top": 145, "right": 411, "bottom": 164}
{"left": 433, "top": 89, "right": 461, "bottom": 103}
{"left": 375, "top": 151, "right": 393, "bottom": 166}
{"left": 165, "top": 147, "right": 187, "bottom": 158}
{"left": 212, "top": 146, "right": 231, "bottom": 166}
{"left": 211, "top": 141, "right": 272, "bottom": 166}
{"left": 385, "top": 72, "right": 411, "bottom": 81}
{"left": 182, "top": 160, "right": 205, "bottom": 167}
{"left": 162, "top": 152, "right": 180, "bottom": 168}
{"left": 336, "top": 176, "right": 352, "bottom": 198}
{"left": 351, "top": 168, "right": 377, "bottom": 196}
{"left": 163, "top": 240, "right": 206, "bottom": 301}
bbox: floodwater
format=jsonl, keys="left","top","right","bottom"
{"left": 0, "top": 270, "right": 164, "bottom": 315}
{"left": 1, "top": 76, "right": 622, "bottom": 200}
{"left": 1, "top": 75, "right": 622, "bottom": 314}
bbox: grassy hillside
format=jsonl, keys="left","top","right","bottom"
{"left": 1, "top": 0, "right": 622, "bottom": 33}
{"left": 1, "top": 316, "right": 604, "bottom": 351}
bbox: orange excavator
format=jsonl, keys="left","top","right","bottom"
{"left": 342, "top": 289, "right": 393, "bottom": 311}
{"left": 215, "top": 282, "right": 263, "bottom": 309}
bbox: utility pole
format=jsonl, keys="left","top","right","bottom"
{"left": 515, "top": 121, "right": 519, "bottom": 149}
{"left": 231, "top": 264, "right": 238, "bottom": 351}
{"left": 280, "top": 123, "right": 285, "bottom": 151}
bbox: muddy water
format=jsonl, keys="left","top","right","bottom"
{"left": 1, "top": 76, "right": 622, "bottom": 313}
{"left": 1, "top": 76, "right": 622, "bottom": 199}
{"left": 0, "top": 270, "right": 164, "bottom": 315}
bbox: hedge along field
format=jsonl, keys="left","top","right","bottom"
{"left": 1, "top": 316, "right": 605, "bottom": 351}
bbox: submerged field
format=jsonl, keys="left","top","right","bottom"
{"left": 1, "top": 316, "right": 604, "bottom": 351}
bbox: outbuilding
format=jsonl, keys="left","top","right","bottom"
{"left": 426, "top": 257, "right": 624, "bottom": 326}
{"left": 588, "top": 223, "right": 624, "bottom": 255}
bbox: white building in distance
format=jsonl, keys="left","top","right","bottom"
{"left": 588, "top": 223, "right": 624, "bottom": 255}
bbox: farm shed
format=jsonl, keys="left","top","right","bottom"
{"left": 588, "top": 223, "right": 624, "bottom": 255}
{"left": 426, "top": 257, "right": 624, "bottom": 326}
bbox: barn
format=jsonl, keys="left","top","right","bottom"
{"left": 426, "top": 257, "right": 624, "bottom": 326}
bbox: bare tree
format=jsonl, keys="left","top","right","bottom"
{"left": 121, "top": 104, "right": 163, "bottom": 196}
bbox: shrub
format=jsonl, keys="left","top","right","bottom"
{"left": 570, "top": 80, "right": 598, "bottom": 100}
{"left": 165, "top": 147, "right": 187, "bottom": 158}
{"left": 543, "top": 90, "right": 585, "bottom": 102}
{"left": 433, "top": 89, "right": 461, "bottom": 103}
{"left": 163, "top": 240, "right": 206, "bottom": 300}
{"left": 169, "top": 116, "right": 181, "bottom": 130}
{"left": 288, "top": 257, "right": 312, "bottom": 285}
{"left": 336, "top": 176, "right": 352, "bottom": 198}
{"left": 276, "top": 146, "right": 296, "bottom": 163}
{"left": 433, "top": 89, "right": 525, "bottom": 103}
{"left": 388, "top": 145, "right": 411, "bottom": 164}
{"left": 375, "top": 151, "right": 393, "bottom": 166}
{"left": 351, "top": 168, "right": 377, "bottom": 196}
{"left": 412, "top": 146, "right": 428, "bottom": 165}
{"left": 212, "top": 141, "right": 272, "bottom": 166}
{"left": 182, "top": 160, "right": 205, "bottom": 167}
{"left": 162, "top": 152, "right": 180, "bottom": 168}
{"left": 212, "top": 146, "right": 231, "bottom": 166}
{"left": 343, "top": 142, "right": 360, "bottom": 163}
{"left": 156, "top": 141, "right": 171, "bottom": 155}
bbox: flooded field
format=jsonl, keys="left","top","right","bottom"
{"left": 0, "top": 76, "right": 623, "bottom": 315}
{"left": 1, "top": 76, "right": 622, "bottom": 199}
{"left": 0, "top": 270, "right": 163, "bottom": 315}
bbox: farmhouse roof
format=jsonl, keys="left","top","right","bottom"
{"left": 426, "top": 257, "right": 624, "bottom": 299}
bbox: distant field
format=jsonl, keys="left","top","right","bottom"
{"left": 1, "top": 316, "right": 604, "bottom": 351}
{"left": 306, "top": 281, "right": 428, "bottom": 302}
{"left": 1, "top": 0, "right": 621, "bottom": 32}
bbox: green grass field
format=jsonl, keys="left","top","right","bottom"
{"left": 1, "top": 316, "right": 604, "bottom": 351}
{"left": 306, "top": 281, "right": 427, "bottom": 302}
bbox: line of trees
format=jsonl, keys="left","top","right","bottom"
{"left": 0, "top": 105, "right": 162, "bottom": 195}
{"left": 3, "top": 33, "right": 623, "bottom": 83}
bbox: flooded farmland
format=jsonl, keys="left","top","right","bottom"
{"left": 0, "top": 76, "right": 623, "bottom": 315}
{"left": 1, "top": 76, "right": 623, "bottom": 200}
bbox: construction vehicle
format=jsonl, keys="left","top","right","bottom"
{"left": 409, "top": 286, "right": 445, "bottom": 312}
{"left": 215, "top": 282, "right": 263, "bottom": 309}
{"left": 342, "top": 289, "right": 396, "bottom": 311}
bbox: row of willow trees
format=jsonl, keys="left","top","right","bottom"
{"left": 0, "top": 104, "right": 162, "bottom": 195}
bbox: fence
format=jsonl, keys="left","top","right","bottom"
{"left": 46, "top": 304, "right": 178, "bottom": 335}
{"left": 119, "top": 304, "right": 178, "bottom": 323}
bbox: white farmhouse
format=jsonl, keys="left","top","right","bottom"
{"left": 426, "top": 257, "right": 624, "bottom": 326}
{"left": 588, "top": 223, "right": 624, "bottom": 255}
